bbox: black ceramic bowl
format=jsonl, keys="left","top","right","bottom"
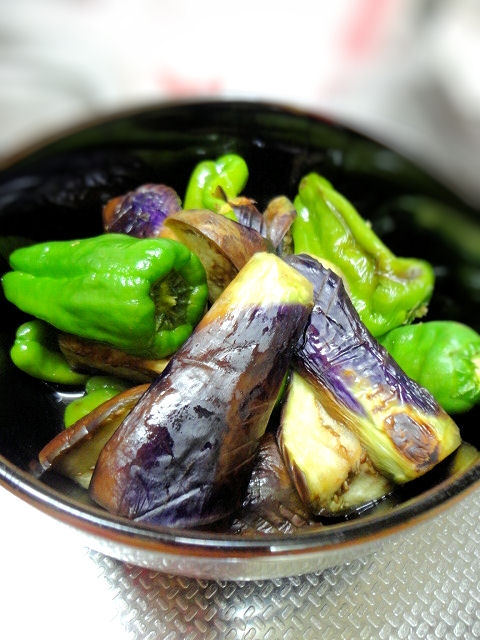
{"left": 0, "top": 100, "right": 479, "bottom": 580}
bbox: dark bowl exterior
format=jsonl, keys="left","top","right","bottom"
{"left": 0, "top": 100, "right": 479, "bottom": 580}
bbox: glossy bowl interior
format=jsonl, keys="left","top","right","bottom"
{"left": 0, "top": 100, "right": 479, "bottom": 581}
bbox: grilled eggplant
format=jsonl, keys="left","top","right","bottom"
{"left": 38, "top": 384, "right": 148, "bottom": 489}
{"left": 284, "top": 253, "right": 461, "bottom": 485}
{"left": 58, "top": 333, "right": 169, "bottom": 383}
{"left": 229, "top": 432, "right": 317, "bottom": 535}
{"left": 102, "top": 184, "right": 182, "bottom": 237}
{"left": 89, "top": 252, "right": 314, "bottom": 528}
{"left": 163, "top": 209, "right": 270, "bottom": 302}
{"left": 262, "top": 195, "right": 296, "bottom": 254}
{"left": 278, "top": 372, "right": 392, "bottom": 516}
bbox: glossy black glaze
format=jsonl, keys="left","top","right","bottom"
{"left": 0, "top": 100, "right": 479, "bottom": 548}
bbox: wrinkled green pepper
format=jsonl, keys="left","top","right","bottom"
{"left": 379, "top": 320, "right": 480, "bottom": 414}
{"left": 64, "top": 375, "right": 130, "bottom": 427}
{"left": 292, "top": 173, "right": 435, "bottom": 336}
{"left": 2, "top": 234, "right": 208, "bottom": 359}
{"left": 11, "top": 319, "right": 89, "bottom": 385}
{"left": 183, "top": 153, "right": 249, "bottom": 221}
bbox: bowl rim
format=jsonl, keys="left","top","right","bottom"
{"left": 0, "top": 97, "right": 479, "bottom": 561}
{"left": 1, "top": 451, "right": 479, "bottom": 559}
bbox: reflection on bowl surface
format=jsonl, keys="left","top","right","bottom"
{"left": 0, "top": 100, "right": 479, "bottom": 580}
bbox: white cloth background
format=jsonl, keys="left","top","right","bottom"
{"left": 0, "top": 0, "right": 479, "bottom": 202}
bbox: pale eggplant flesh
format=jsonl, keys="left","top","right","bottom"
{"left": 38, "top": 384, "right": 149, "bottom": 489}
{"left": 89, "top": 252, "right": 314, "bottom": 528}
{"left": 278, "top": 371, "right": 393, "bottom": 517}
{"left": 284, "top": 253, "right": 462, "bottom": 485}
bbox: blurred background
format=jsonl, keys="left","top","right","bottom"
{"left": 0, "top": 0, "right": 479, "bottom": 204}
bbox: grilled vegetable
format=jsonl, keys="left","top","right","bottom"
{"left": 163, "top": 209, "right": 269, "bottom": 301}
{"left": 89, "top": 252, "right": 314, "bottom": 528}
{"left": 39, "top": 384, "right": 148, "bottom": 489}
{"left": 278, "top": 372, "right": 392, "bottom": 516}
{"left": 229, "top": 432, "right": 316, "bottom": 535}
{"left": 63, "top": 376, "right": 131, "bottom": 428}
{"left": 102, "top": 183, "right": 182, "bottom": 237}
{"left": 379, "top": 321, "right": 480, "bottom": 414}
{"left": 58, "top": 333, "right": 169, "bottom": 383}
{"left": 284, "top": 253, "right": 461, "bottom": 485}
{"left": 183, "top": 153, "right": 249, "bottom": 221}
{"left": 228, "top": 196, "right": 267, "bottom": 236}
{"left": 263, "top": 195, "right": 296, "bottom": 254}
{"left": 10, "top": 319, "right": 88, "bottom": 385}
{"left": 292, "top": 173, "right": 435, "bottom": 336}
{"left": 2, "top": 234, "right": 208, "bottom": 359}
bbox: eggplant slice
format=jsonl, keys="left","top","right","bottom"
{"left": 229, "top": 432, "right": 318, "bottom": 535}
{"left": 284, "top": 253, "right": 461, "bottom": 485}
{"left": 278, "top": 371, "right": 393, "bottom": 517}
{"left": 38, "top": 384, "right": 148, "bottom": 489}
{"left": 89, "top": 252, "right": 314, "bottom": 528}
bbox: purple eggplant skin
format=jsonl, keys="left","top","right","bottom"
{"left": 89, "top": 252, "right": 314, "bottom": 528}
{"left": 283, "top": 253, "right": 461, "bottom": 485}
{"left": 263, "top": 195, "right": 296, "bottom": 253}
{"left": 102, "top": 184, "right": 182, "bottom": 237}
{"left": 229, "top": 196, "right": 268, "bottom": 238}
{"left": 229, "top": 433, "right": 317, "bottom": 536}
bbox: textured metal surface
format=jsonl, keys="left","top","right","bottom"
{"left": 85, "top": 489, "right": 480, "bottom": 640}
{"left": 2, "top": 482, "right": 480, "bottom": 638}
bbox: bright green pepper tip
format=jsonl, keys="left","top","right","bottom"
{"left": 10, "top": 319, "right": 89, "bottom": 385}
{"left": 64, "top": 375, "right": 130, "bottom": 428}
{"left": 379, "top": 320, "right": 480, "bottom": 413}
{"left": 183, "top": 153, "right": 248, "bottom": 220}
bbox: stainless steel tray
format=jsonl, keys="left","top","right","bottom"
{"left": 2, "top": 484, "right": 480, "bottom": 639}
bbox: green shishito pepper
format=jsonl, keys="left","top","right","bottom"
{"left": 183, "top": 153, "right": 249, "bottom": 221}
{"left": 292, "top": 173, "right": 435, "bottom": 337}
{"left": 64, "top": 375, "right": 130, "bottom": 428}
{"left": 11, "top": 319, "right": 89, "bottom": 385}
{"left": 379, "top": 320, "right": 480, "bottom": 414}
{"left": 2, "top": 234, "right": 208, "bottom": 359}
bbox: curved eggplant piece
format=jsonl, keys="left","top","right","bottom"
{"left": 38, "top": 384, "right": 148, "bottom": 489}
{"left": 58, "top": 333, "right": 169, "bottom": 383}
{"left": 89, "top": 252, "right": 314, "bottom": 528}
{"left": 229, "top": 432, "right": 317, "bottom": 535}
{"left": 278, "top": 372, "right": 392, "bottom": 517}
{"left": 163, "top": 209, "right": 270, "bottom": 302}
{"left": 284, "top": 253, "right": 461, "bottom": 485}
{"left": 229, "top": 196, "right": 267, "bottom": 237}
{"left": 102, "top": 184, "right": 182, "bottom": 237}
{"left": 263, "top": 195, "right": 296, "bottom": 253}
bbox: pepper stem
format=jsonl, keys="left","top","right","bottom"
{"left": 151, "top": 271, "right": 191, "bottom": 331}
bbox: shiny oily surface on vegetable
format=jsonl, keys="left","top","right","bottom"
{"left": 0, "top": 100, "right": 479, "bottom": 581}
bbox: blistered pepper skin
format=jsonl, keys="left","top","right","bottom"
{"left": 284, "top": 253, "right": 461, "bottom": 485}
{"left": 291, "top": 173, "right": 435, "bottom": 337}
{"left": 183, "top": 154, "right": 249, "bottom": 221}
{"left": 2, "top": 234, "right": 208, "bottom": 359}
